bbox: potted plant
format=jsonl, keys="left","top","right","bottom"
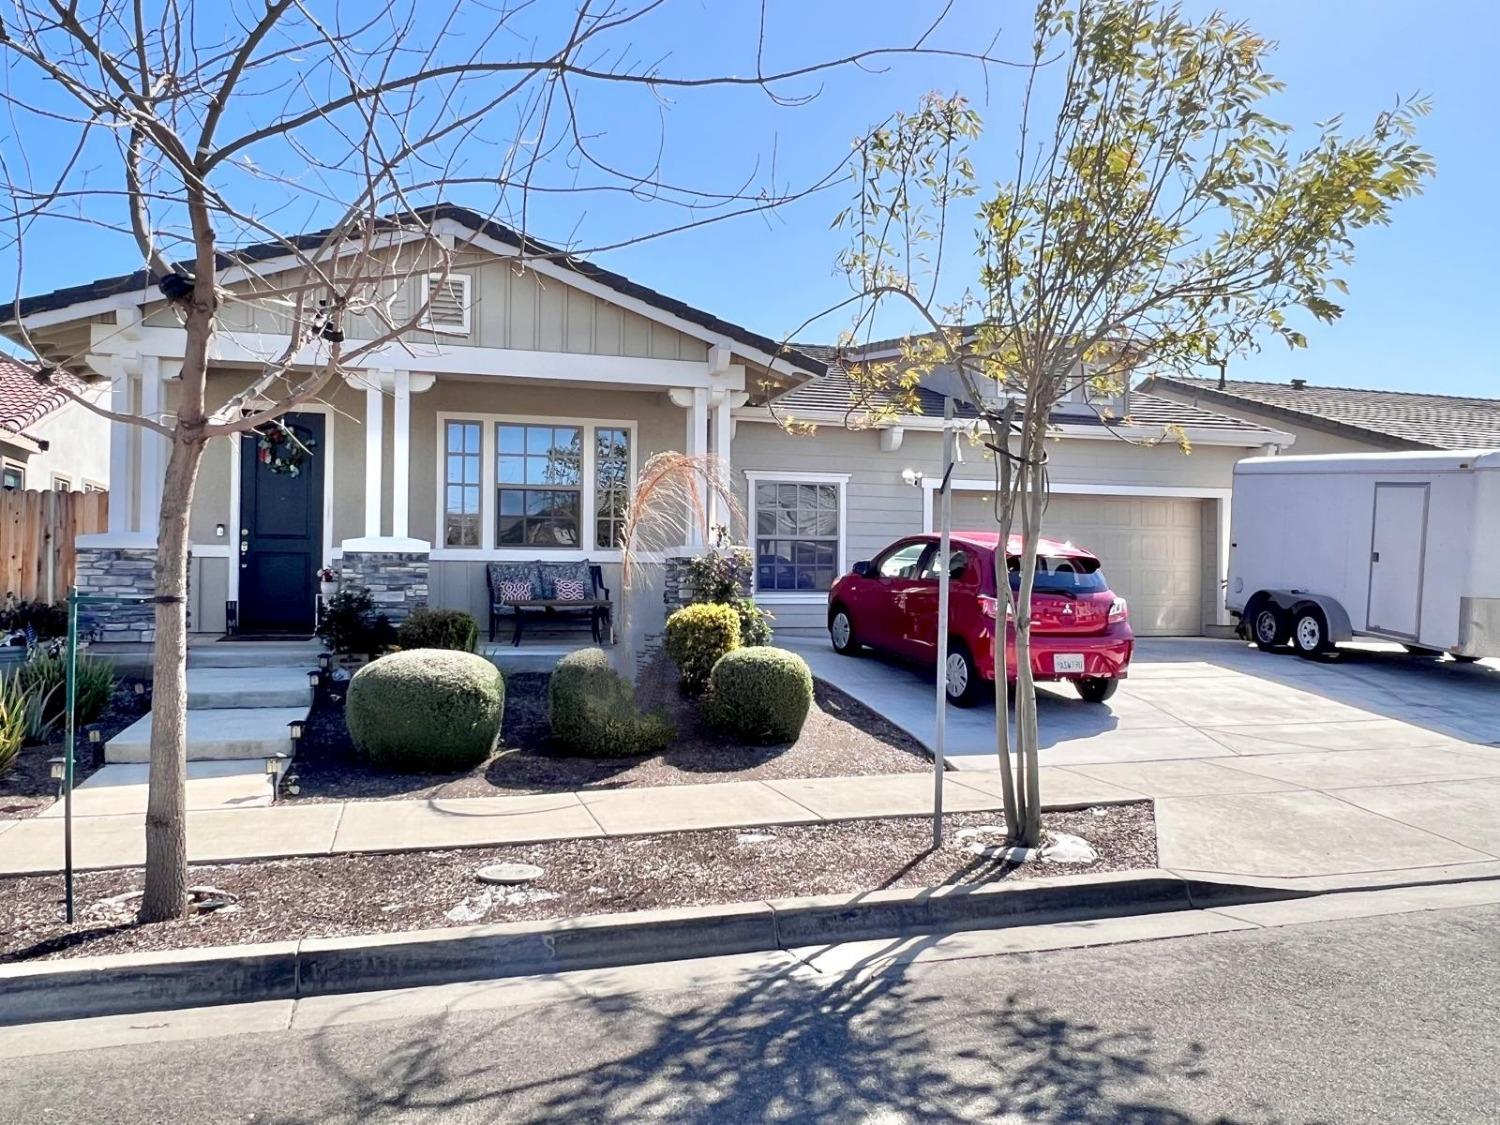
{"left": 317, "top": 565, "right": 339, "bottom": 599}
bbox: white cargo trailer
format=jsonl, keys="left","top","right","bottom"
{"left": 1227, "top": 449, "right": 1500, "bottom": 659}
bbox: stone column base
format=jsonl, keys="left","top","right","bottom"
{"left": 75, "top": 547, "right": 157, "bottom": 643}
{"left": 340, "top": 550, "right": 430, "bottom": 623}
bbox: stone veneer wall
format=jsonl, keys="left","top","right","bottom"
{"left": 660, "top": 550, "right": 753, "bottom": 611}
{"left": 341, "top": 550, "right": 429, "bottom": 622}
{"left": 75, "top": 547, "right": 158, "bottom": 643}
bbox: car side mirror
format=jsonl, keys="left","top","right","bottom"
{"left": 851, "top": 560, "right": 871, "bottom": 577}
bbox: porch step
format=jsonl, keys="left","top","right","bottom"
{"left": 40, "top": 760, "right": 278, "bottom": 817}
{"left": 187, "top": 666, "right": 314, "bottom": 710}
{"left": 106, "top": 707, "right": 304, "bottom": 764}
{"left": 187, "top": 641, "right": 323, "bottom": 669}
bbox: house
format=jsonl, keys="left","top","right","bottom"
{"left": 2, "top": 205, "right": 1294, "bottom": 648}
{"left": 1138, "top": 375, "right": 1500, "bottom": 455}
{"left": 0, "top": 357, "right": 109, "bottom": 492}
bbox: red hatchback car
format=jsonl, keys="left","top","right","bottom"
{"left": 826, "top": 532, "right": 1134, "bottom": 706}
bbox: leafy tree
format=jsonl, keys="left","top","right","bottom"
{"left": 823, "top": 0, "right": 1433, "bottom": 844}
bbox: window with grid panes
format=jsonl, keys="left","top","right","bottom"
{"left": 754, "top": 480, "right": 840, "bottom": 592}
{"left": 443, "top": 421, "right": 482, "bottom": 546}
{"left": 495, "top": 423, "right": 582, "bottom": 546}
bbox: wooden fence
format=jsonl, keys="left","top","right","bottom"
{"left": 0, "top": 489, "right": 109, "bottom": 604}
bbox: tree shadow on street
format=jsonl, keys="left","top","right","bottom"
{"left": 268, "top": 941, "right": 1295, "bottom": 1124}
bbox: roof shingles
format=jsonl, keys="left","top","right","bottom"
{"left": 0, "top": 357, "right": 79, "bottom": 435}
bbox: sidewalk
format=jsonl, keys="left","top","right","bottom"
{"left": 0, "top": 767, "right": 1143, "bottom": 877}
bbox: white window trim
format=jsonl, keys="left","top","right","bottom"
{"left": 744, "top": 470, "right": 849, "bottom": 604}
{"left": 432, "top": 411, "right": 637, "bottom": 561}
{"left": 420, "top": 272, "right": 472, "bottom": 336}
{"left": 82, "top": 479, "right": 106, "bottom": 493}
{"left": 50, "top": 474, "right": 72, "bottom": 491}
{"left": 2, "top": 460, "right": 26, "bottom": 490}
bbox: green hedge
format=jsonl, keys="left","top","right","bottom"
{"left": 664, "top": 602, "right": 741, "bottom": 694}
{"left": 705, "top": 646, "right": 813, "bottom": 744}
{"left": 549, "top": 647, "right": 673, "bottom": 758}
{"left": 346, "top": 649, "right": 504, "bottom": 771}
{"left": 396, "top": 608, "right": 478, "bottom": 653}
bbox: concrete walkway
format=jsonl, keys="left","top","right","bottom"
{"left": 0, "top": 768, "right": 1140, "bottom": 877}
{"left": 780, "top": 634, "right": 1500, "bottom": 884}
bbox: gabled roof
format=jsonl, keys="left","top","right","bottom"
{"left": 0, "top": 356, "right": 82, "bottom": 436}
{"left": 1139, "top": 375, "right": 1500, "bottom": 451}
{"left": 768, "top": 357, "right": 1284, "bottom": 442}
{"left": 7, "top": 203, "right": 828, "bottom": 377}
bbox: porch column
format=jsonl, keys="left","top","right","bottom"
{"left": 391, "top": 370, "right": 411, "bottom": 539}
{"left": 686, "top": 386, "right": 709, "bottom": 546}
{"left": 138, "top": 355, "right": 165, "bottom": 539}
{"left": 709, "top": 391, "right": 732, "bottom": 540}
{"left": 362, "top": 373, "right": 385, "bottom": 538}
{"left": 106, "top": 365, "right": 135, "bottom": 536}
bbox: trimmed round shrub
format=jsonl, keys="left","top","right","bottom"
{"left": 705, "top": 646, "right": 813, "bottom": 745}
{"left": 396, "top": 608, "right": 478, "bottom": 653}
{"left": 664, "top": 602, "right": 741, "bottom": 694}
{"left": 549, "top": 647, "right": 673, "bottom": 758}
{"left": 347, "top": 649, "right": 504, "bottom": 771}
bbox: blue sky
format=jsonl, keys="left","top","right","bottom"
{"left": 2, "top": 1, "right": 1495, "bottom": 395}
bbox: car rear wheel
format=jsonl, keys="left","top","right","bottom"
{"left": 829, "top": 607, "right": 860, "bottom": 656}
{"left": 1291, "top": 608, "right": 1332, "bottom": 659}
{"left": 1251, "top": 604, "right": 1289, "bottom": 651}
{"left": 944, "top": 646, "right": 984, "bottom": 707}
{"left": 1074, "top": 677, "right": 1119, "bottom": 704}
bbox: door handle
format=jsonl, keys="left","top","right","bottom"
{"left": 240, "top": 540, "right": 250, "bottom": 555}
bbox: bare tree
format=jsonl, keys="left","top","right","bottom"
{"left": 811, "top": 0, "right": 1432, "bottom": 845}
{"left": 0, "top": 0, "right": 1011, "bottom": 921}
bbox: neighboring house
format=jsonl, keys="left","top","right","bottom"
{"left": 2, "top": 205, "right": 1293, "bottom": 648}
{"left": 1139, "top": 375, "right": 1500, "bottom": 455}
{"left": 0, "top": 357, "right": 110, "bottom": 492}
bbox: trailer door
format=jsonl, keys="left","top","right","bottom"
{"left": 1367, "top": 482, "right": 1429, "bottom": 639}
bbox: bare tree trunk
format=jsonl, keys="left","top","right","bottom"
{"left": 1012, "top": 441, "right": 1046, "bottom": 845}
{"left": 988, "top": 416, "right": 1020, "bottom": 842}
{"left": 139, "top": 432, "right": 207, "bottom": 923}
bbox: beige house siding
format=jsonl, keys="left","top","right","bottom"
{"left": 144, "top": 249, "right": 709, "bottom": 362}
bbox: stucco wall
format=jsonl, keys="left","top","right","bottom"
{"left": 3, "top": 396, "right": 110, "bottom": 489}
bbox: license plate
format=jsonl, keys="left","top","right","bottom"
{"left": 1053, "top": 653, "right": 1085, "bottom": 674}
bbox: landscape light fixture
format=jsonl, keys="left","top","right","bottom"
{"left": 288, "top": 718, "right": 305, "bottom": 742}
{"left": 133, "top": 681, "right": 147, "bottom": 697}
{"left": 86, "top": 725, "right": 104, "bottom": 768}
{"left": 307, "top": 669, "right": 321, "bottom": 689}
{"left": 266, "top": 753, "right": 287, "bottom": 801}
{"left": 49, "top": 756, "right": 65, "bottom": 798}
{"left": 318, "top": 651, "right": 333, "bottom": 673}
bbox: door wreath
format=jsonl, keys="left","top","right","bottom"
{"left": 256, "top": 422, "right": 315, "bottom": 477}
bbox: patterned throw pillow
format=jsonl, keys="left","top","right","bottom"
{"left": 498, "top": 579, "right": 534, "bottom": 603}
{"left": 553, "top": 577, "right": 587, "bottom": 601}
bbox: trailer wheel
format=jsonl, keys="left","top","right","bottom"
{"left": 1291, "top": 608, "right": 1332, "bottom": 659}
{"left": 1251, "top": 603, "right": 1288, "bottom": 651}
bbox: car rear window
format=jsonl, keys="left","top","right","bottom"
{"left": 1008, "top": 553, "right": 1108, "bottom": 594}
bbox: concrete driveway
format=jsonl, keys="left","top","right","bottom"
{"left": 781, "top": 635, "right": 1500, "bottom": 884}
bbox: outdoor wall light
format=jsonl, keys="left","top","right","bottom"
{"left": 901, "top": 468, "right": 925, "bottom": 487}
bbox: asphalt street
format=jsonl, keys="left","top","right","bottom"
{"left": 3, "top": 901, "right": 1497, "bottom": 1123}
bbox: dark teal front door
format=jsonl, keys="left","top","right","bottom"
{"left": 238, "top": 412, "right": 325, "bottom": 634}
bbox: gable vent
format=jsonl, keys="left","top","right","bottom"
{"left": 422, "top": 273, "right": 471, "bottom": 334}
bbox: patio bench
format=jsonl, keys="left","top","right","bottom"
{"left": 486, "top": 560, "right": 613, "bottom": 647}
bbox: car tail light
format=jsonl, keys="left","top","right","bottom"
{"left": 1108, "top": 596, "right": 1128, "bottom": 624}
{"left": 979, "top": 595, "right": 1012, "bottom": 620}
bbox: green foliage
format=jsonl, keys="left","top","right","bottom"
{"left": 396, "top": 608, "right": 478, "bottom": 653}
{"left": 346, "top": 649, "right": 505, "bottom": 771}
{"left": 705, "top": 647, "right": 813, "bottom": 745}
{"left": 548, "top": 647, "right": 673, "bottom": 758}
{"left": 681, "top": 547, "right": 773, "bottom": 647}
{"left": 0, "top": 599, "right": 68, "bottom": 640}
{"left": 15, "top": 652, "right": 116, "bottom": 738}
{"left": 317, "top": 587, "right": 395, "bottom": 657}
{"left": 664, "top": 602, "right": 742, "bottom": 694}
{"left": 0, "top": 675, "right": 27, "bottom": 776}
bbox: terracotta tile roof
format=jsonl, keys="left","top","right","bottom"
{"left": 0, "top": 356, "right": 80, "bottom": 435}
{"left": 1139, "top": 376, "right": 1500, "bottom": 451}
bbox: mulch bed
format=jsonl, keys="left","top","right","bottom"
{"left": 287, "top": 669, "right": 931, "bottom": 803}
{"left": 0, "top": 680, "right": 150, "bottom": 820}
{"left": 0, "top": 803, "right": 1156, "bottom": 962}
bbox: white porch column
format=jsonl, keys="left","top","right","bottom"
{"left": 138, "top": 355, "right": 165, "bottom": 539}
{"left": 106, "top": 364, "right": 135, "bottom": 536}
{"left": 686, "top": 387, "right": 709, "bottom": 546}
{"left": 391, "top": 370, "right": 411, "bottom": 539}
{"left": 362, "top": 374, "right": 385, "bottom": 539}
{"left": 709, "top": 391, "right": 733, "bottom": 539}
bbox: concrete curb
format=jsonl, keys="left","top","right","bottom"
{"left": 2, "top": 867, "right": 1302, "bottom": 1026}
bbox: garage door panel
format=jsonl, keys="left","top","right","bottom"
{"left": 949, "top": 492, "right": 1205, "bottom": 636}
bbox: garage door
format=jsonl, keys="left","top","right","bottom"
{"left": 947, "top": 492, "right": 1205, "bottom": 636}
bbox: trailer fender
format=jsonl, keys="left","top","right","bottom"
{"left": 1256, "top": 590, "right": 1354, "bottom": 643}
